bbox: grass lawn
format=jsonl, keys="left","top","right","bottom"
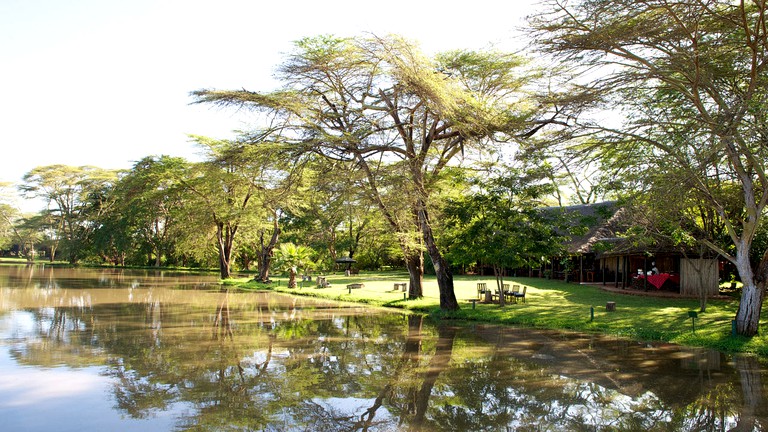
{"left": 232, "top": 271, "right": 768, "bottom": 357}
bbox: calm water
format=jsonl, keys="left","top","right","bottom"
{"left": 0, "top": 265, "right": 766, "bottom": 431}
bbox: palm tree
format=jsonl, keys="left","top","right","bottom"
{"left": 273, "top": 243, "right": 315, "bottom": 288}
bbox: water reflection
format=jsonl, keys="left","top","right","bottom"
{"left": 0, "top": 264, "right": 216, "bottom": 291}
{"left": 0, "top": 266, "right": 766, "bottom": 431}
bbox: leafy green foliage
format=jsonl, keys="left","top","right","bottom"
{"left": 442, "top": 166, "right": 563, "bottom": 272}
{"left": 273, "top": 243, "right": 316, "bottom": 287}
{"left": 19, "top": 165, "right": 120, "bottom": 264}
{"left": 192, "top": 34, "right": 548, "bottom": 309}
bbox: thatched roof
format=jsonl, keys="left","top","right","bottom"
{"left": 544, "top": 201, "right": 623, "bottom": 254}
{"left": 547, "top": 201, "right": 686, "bottom": 256}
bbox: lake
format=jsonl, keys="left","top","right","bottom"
{"left": 0, "top": 265, "right": 766, "bottom": 431}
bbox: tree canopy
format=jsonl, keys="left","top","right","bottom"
{"left": 192, "top": 35, "right": 545, "bottom": 309}
{"left": 530, "top": 0, "right": 768, "bottom": 335}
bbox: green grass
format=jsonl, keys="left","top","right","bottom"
{"left": 233, "top": 271, "right": 768, "bottom": 357}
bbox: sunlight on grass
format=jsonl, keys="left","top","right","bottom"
{"left": 236, "top": 271, "right": 768, "bottom": 356}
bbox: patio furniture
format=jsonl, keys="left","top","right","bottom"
{"left": 509, "top": 285, "right": 520, "bottom": 303}
{"left": 513, "top": 286, "right": 527, "bottom": 303}
{"left": 477, "top": 283, "right": 488, "bottom": 299}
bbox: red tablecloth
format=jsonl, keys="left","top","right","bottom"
{"left": 637, "top": 273, "right": 679, "bottom": 289}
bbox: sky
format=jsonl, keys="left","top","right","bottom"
{"left": 1, "top": 0, "right": 539, "bottom": 211}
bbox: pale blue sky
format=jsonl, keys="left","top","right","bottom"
{"left": 1, "top": 0, "right": 536, "bottom": 209}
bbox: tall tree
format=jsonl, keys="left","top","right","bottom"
{"left": 281, "top": 159, "right": 377, "bottom": 269}
{"left": 178, "top": 137, "right": 261, "bottom": 279}
{"left": 111, "top": 156, "right": 189, "bottom": 267}
{"left": 19, "top": 165, "right": 119, "bottom": 264}
{"left": 250, "top": 156, "right": 303, "bottom": 283}
{"left": 531, "top": 0, "right": 768, "bottom": 336}
{"left": 0, "top": 183, "right": 20, "bottom": 253}
{"left": 192, "top": 35, "right": 540, "bottom": 309}
{"left": 0, "top": 202, "right": 40, "bottom": 262}
{"left": 178, "top": 137, "right": 302, "bottom": 279}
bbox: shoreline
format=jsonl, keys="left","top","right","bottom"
{"left": 231, "top": 273, "right": 767, "bottom": 358}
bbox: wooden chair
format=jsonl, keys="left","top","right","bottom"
{"left": 513, "top": 286, "right": 527, "bottom": 303}
{"left": 509, "top": 284, "right": 520, "bottom": 303}
{"left": 477, "top": 282, "right": 488, "bottom": 299}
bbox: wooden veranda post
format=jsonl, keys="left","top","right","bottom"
{"left": 602, "top": 260, "right": 606, "bottom": 286}
{"left": 643, "top": 256, "right": 648, "bottom": 290}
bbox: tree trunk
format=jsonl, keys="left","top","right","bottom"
{"left": 417, "top": 201, "right": 458, "bottom": 310}
{"left": 49, "top": 242, "right": 57, "bottom": 263}
{"left": 216, "top": 222, "right": 236, "bottom": 279}
{"left": 153, "top": 218, "right": 162, "bottom": 267}
{"left": 404, "top": 251, "right": 424, "bottom": 299}
{"left": 735, "top": 248, "right": 766, "bottom": 336}
{"left": 328, "top": 227, "right": 337, "bottom": 264}
{"left": 736, "top": 280, "right": 766, "bottom": 336}
{"left": 494, "top": 265, "right": 506, "bottom": 307}
{"left": 257, "top": 217, "right": 280, "bottom": 282}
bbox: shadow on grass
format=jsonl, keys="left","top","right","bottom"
{"left": 236, "top": 273, "right": 768, "bottom": 356}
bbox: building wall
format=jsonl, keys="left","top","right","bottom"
{"left": 680, "top": 258, "right": 719, "bottom": 296}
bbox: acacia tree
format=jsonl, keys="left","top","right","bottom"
{"left": 531, "top": 0, "right": 768, "bottom": 336}
{"left": 111, "top": 156, "right": 189, "bottom": 267}
{"left": 178, "top": 136, "right": 302, "bottom": 279}
{"left": 0, "top": 197, "right": 40, "bottom": 262}
{"left": 177, "top": 137, "right": 262, "bottom": 279}
{"left": 0, "top": 184, "right": 20, "bottom": 254}
{"left": 193, "top": 35, "right": 541, "bottom": 309}
{"left": 281, "top": 159, "right": 380, "bottom": 270}
{"left": 19, "top": 165, "right": 119, "bottom": 264}
{"left": 253, "top": 160, "right": 303, "bottom": 283}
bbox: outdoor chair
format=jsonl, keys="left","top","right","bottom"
{"left": 477, "top": 283, "right": 488, "bottom": 299}
{"left": 513, "top": 286, "right": 527, "bottom": 303}
{"left": 493, "top": 288, "right": 502, "bottom": 302}
{"left": 509, "top": 284, "right": 520, "bottom": 303}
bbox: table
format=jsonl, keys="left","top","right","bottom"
{"left": 636, "top": 273, "right": 679, "bottom": 289}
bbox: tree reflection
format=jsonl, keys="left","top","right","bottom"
{"left": 732, "top": 355, "right": 766, "bottom": 431}
{"left": 410, "top": 325, "right": 457, "bottom": 430}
